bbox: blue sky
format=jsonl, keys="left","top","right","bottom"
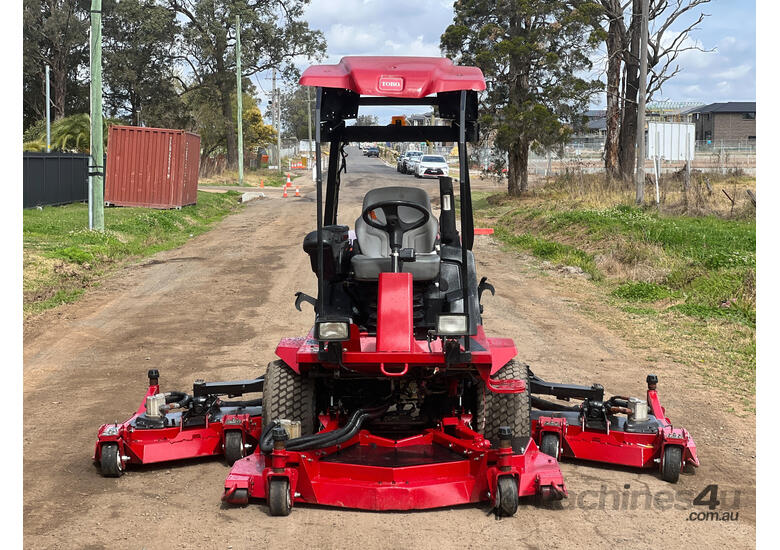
{"left": 254, "top": 0, "right": 756, "bottom": 123}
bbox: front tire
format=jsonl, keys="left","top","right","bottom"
{"left": 268, "top": 478, "right": 292, "bottom": 516}
{"left": 475, "top": 360, "right": 531, "bottom": 443}
{"left": 540, "top": 433, "right": 560, "bottom": 459}
{"left": 224, "top": 430, "right": 245, "bottom": 465}
{"left": 661, "top": 445, "right": 682, "bottom": 483}
{"left": 262, "top": 360, "right": 316, "bottom": 435}
{"left": 496, "top": 476, "right": 519, "bottom": 517}
{"left": 100, "top": 443, "right": 124, "bottom": 477}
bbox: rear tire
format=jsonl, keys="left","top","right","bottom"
{"left": 475, "top": 360, "right": 531, "bottom": 443}
{"left": 262, "top": 360, "right": 316, "bottom": 435}
{"left": 540, "top": 433, "right": 560, "bottom": 459}
{"left": 100, "top": 443, "right": 123, "bottom": 477}
{"left": 662, "top": 445, "right": 682, "bottom": 483}
{"left": 268, "top": 478, "right": 292, "bottom": 516}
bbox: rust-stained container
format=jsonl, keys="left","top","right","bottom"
{"left": 105, "top": 126, "right": 200, "bottom": 209}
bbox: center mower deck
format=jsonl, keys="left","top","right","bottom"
{"left": 223, "top": 417, "right": 566, "bottom": 515}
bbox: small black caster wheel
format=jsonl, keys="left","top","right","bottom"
{"left": 225, "top": 488, "right": 249, "bottom": 506}
{"left": 540, "top": 433, "right": 560, "bottom": 459}
{"left": 662, "top": 445, "right": 682, "bottom": 483}
{"left": 224, "top": 431, "right": 245, "bottom": 465}
{"left": 495, "top": 476, "right": 518, "bottom": 517}
{"left": 268, "top": 478, "right": 292, "bottom": 516}
{"left": 100, "top": 443, "right": 124, "bottom": 477}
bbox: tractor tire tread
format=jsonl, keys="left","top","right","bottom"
{"left": 475, "top": 359, "right": 531, "bottom": 443}
{"left": 262, "top": 359, "right": 315, "bottom": 435}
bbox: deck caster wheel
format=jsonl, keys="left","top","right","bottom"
{"left": 224, "top": 431, "right": 244, "bottom": 465}
{"left": 495, "top": 476, "right": 518, "bottom": 517}
{"left": 540, "top": 433, "right": 560, "bottom": 459}
{"left": 268, "top": 478, "right": 292, "bottom": 516}
{"left": 662, "top": 446, "right": 682, "bottom": 483}
{"left": 100, "top": 443, "right": 124, "bottom": 477}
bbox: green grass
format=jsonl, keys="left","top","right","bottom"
{"left": 473, "top": 193, "right": 756, "bottom": 397}
{"left": 23, "top": 191, "right": 242, "bottom": 314}
{"left": 480, "top": 200, "right": 755, "bottom": 327}
{"left": 494, "top": 226, "right": 600, "bottom": 279}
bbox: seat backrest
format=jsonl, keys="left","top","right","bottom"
{"left": 355, "top": 186, "right": 438, "bottom": 257}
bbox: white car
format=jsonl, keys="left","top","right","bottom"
{"left": 415, "top": 155, "right": 449, "bottom": 178}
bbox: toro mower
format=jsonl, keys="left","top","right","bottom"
{"left": 94, "top": 56, "right": 696, "bottom": 517}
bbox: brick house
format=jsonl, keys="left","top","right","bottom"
{"left": 686, "top": 102, "right": 756, "bottom": 143}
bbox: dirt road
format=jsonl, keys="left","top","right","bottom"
{"left": 23, "top": 148, "right": 755, "bottom": 549}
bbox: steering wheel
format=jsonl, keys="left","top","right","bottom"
{"left": 361, "top": 200, "right": 430, "bottom": 251}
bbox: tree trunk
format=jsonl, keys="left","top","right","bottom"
{"left": 618, "top": 0, "right": 642, "bottom": 182}
{"left": 604, "top": 19, "right": 622, "bottom": 179}
{"left": 51, "top": 63, "right": 67, "bottom": 120}
{"left": 507, "top": 137, "right": 530, "bottom": 196}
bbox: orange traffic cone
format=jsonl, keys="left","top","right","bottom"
{"left": 282, "top": 186, "right": 288, "bottom": 198}
{"left": 286, "top": 173, "right": 292, "bottom": 187}
{"left": 294, "top": 185, "right": 301, "bottom": 197}
{"left": 260, "top": 178, "right": 264, "bottom": 188}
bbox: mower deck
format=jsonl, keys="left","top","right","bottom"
{"left": 529, "top": 374, "right": 699, "bottom": 482}
{"left": 93, "top": 374, "right": 263, "bottom": 474}
{"left": 223, "top": 417, "right": 566, "bottom": 511}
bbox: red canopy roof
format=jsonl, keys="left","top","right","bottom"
{"left": 299, "top": 56, "right": 486, "bottom": 98}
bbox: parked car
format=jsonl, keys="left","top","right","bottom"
{"left": 396, "top": 151, "right": 411, "bottom": 172}
{"left": 366, "top": 147, "right": 379, "bottom": 157}
{"left": 401, "top": 150, "right": 423, "bottom": 173}
{"left": 406, "top": 154, "right": 423, "bottom": 175}
{"left": 415, "top": 154, "right": 449, "bottom": 178}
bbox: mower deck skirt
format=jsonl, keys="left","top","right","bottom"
{"left": 224, "top": 427, "right": 566, "bottom": 511}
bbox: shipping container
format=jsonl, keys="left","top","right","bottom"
{"left": 105, "top": 126, "right": 200, "bottom": 209}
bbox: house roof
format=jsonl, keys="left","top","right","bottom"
{"left": 685, "top": 101, "right": 756, "bottom": 114}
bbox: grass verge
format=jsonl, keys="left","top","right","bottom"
{"left": 23, "top": 191, "right": 243, "bottom": 315}
{"left": 473, "top": 188, "right": 756, "bottom": 398}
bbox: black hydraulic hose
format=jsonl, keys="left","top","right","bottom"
{"left": 283, "top": 408, "right": 364, "bottom": 449}
{"left": 165, "top": 391, "right": 190, "bottom": 403}
{"left": 291, "top": 405, "right": 388, "bottom": 451}
{"left": 260, "top": 405, "right": 389, "bottom": 453}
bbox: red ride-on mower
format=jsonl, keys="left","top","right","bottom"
{"left": 220, "top": 57, "right": 567, "bottom": 516}
{"left": 530, "top": 372, "right": 699, "bottom": 483}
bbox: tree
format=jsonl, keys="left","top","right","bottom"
{"left": 278, "top": 85, "right": 312, "bottom": 140}
{"left": 355, "top": 114, "right": 379, "bottom": 126}
{"left": 169, "top": 0, "right": 325, "bottom": 169}
{"left": 442, "top": 0, "right": 602, "bottom": 195}
{"left": 23, "top": 0, "right": 90, "bottom": 130}
{"left": 187, "top": 82, "right": 275, "bottom": 164}
{"left": 23, "top": 113, "right": 122, "bottom": 152}
{"left": 599, "top": 0, "right": 711, "bottom": 181}
{"left": 102, "top": 0, "right": 184, "bottom": 127}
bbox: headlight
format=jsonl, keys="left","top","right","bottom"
{"left": 436, "top": 314, "right": 469, "bottom": 336}
{"left": 317, "top": 321, "right": 350, "bottom": 341}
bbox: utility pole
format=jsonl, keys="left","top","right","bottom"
{"left": 272, "top": 69, "right": 282, "bottom": 175}
{"left": 45, "top": 64, "right": 50, "bottom": 153}
{"left": 634, "top": 0, "right": 649, "bottom": 205}
{"left": 307, "top": 86, "right": 313, "bottom": 171}
{"left": 235, "top": 15, "right": 244, "bottom": 185}
{"left": 89, "top": 0, "right": 104, "bottom": 231}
